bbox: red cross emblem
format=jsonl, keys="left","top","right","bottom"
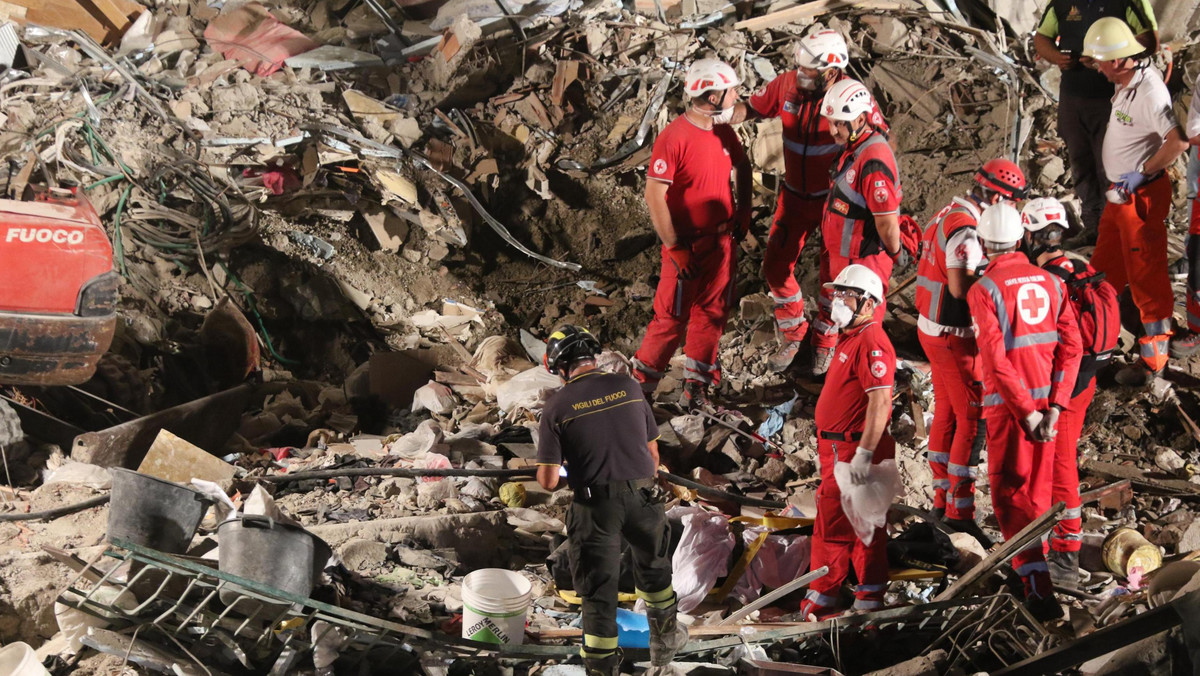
{"left": 1016, "top": 283, "right": 1050, "bottom": 325}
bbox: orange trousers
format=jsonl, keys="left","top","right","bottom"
{"left": 1089, "top": 174, "right": 1172, "bottom": 371}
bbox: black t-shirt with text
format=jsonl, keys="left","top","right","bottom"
{"left": 536, "top": 370, "right": 659, "bottom": 489}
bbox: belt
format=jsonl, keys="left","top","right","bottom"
{"left": 578, "top": 477, "right": 654, "bottom": 500}
{"left": 818, "top": 430, "right": 862, "bottom": 442}
{"left": 783, "top": 182, "right": 829, "bottom": 200}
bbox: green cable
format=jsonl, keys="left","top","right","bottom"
{"left": 218, "top": 262, "right": 300, "bottom": 366}
{"left": 84, "top": 173, "right": 125, "bottom": 191}
{"left": 112, "top": 184, "right": 131, "bottom": 278}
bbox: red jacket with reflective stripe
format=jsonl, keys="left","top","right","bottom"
{"left": 966, "top": 252, "right": 1083, "bottom": 418}
{"left": 749, "top": 72, "right": 890, "bottom": 197}
{"left": 821, "top": 131, "right": 901, "bottom": 260}
{"left": 915, "top": 197, "right": 979, "bottom": 330}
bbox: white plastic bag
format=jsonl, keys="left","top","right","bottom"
{"left": 833, "top": 459, "right": 902, "bottom": 546}
{"left": 732, "top": 529, "right": 811, "bottom": 605}
{"left": 669, "top": 507, "right": 735, "bottom": 613}
{"left": 412, "top": 381, "right": 456, "bottom": 414}
{"left": 495, "top": 367, "right": 563, "bottom": 412}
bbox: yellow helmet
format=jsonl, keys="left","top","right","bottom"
{"left": 1082, "top": 17, "right": 1143, "bottom": 61}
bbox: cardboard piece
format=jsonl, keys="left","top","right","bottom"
{"left": 137, "top": 429, "right": 235, "bottom": 490}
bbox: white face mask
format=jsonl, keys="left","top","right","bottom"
{"left": 710, "top": 106, "right": 735, "bottom": 124}
{"left": 830, "top": 297, "right": 856, "bottom": 329}
{"left": 797, "top": 74, "right": 817, "bottom": 91}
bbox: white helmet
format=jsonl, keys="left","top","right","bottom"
{"left": 1022, "top": 197, "right": 1069, "bottom": 233}
{"left": 821, "top": 78, "right": 873, "bottom": 121}
{"left": 685, "top": 59, "right": 741, "bottom": 98}
{"left": 977, "top": 201, "right": 1024, "bottom": 245}
{"left": 823, "top": 264, "right": 884, "bottom": 303}
{"left": 795, "top": 30, "right": 849, "bottom": 70}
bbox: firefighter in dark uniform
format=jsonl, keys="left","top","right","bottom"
{"left": 536, "top": 325, "right": 688, "bottom": 675}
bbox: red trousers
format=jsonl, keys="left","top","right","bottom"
{"left": 763, "top": 190, "right": 823, "bottom": 343}
{"left": 1090, "top": 174, "right": 1172, "bottom": 371}
{"left": 813, "top": 250, "right": 892, "bottom": 350}
{"left": 985, "top": 410, "right": 1054, "bottom": 599}
{"left": 918, "top": 331, "right": 984, "bottom": 520}
{"left": 1049, "top": 379, "right": 1095, "bottom": 553}
{"left": 805, "top": 435, "right": 895, "bottom": 612}
{"left": 633, "top": 235, "right": 735, "bottom": 391}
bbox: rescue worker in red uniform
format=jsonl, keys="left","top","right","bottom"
{"left": 800, "top": 264, "right": 896, "bottom": 619}
{"left": 914, "top": 159, "right": 1027, "bottom": 540}
{"left": 815, "top": 79, "right": 902, "bottom": 376}
{"left": 1022, "top": 197, "right": 1119, "bottom": 586}
{"left": 633, "top": 58, "right": 752, "bottom": 409}
{"left": 729, "top": 30, "right": 889, "bottom": 373}
{"left": 967, "top": 202, "right": 1083, "bottom": 621}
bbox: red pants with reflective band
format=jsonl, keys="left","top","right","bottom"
{"left": 1188, "top": 191, "right": 1200, "bottom": 332}
{"left": 763, "top": 191, "right": 823, "bottom": 342}
{"left": 813, "top": 250, "right": 892, "bottom": 350}
{"left": 918, "top": 331, "right": 983, "bottom": 520}
{"left": 806, "top": 435, "right": 895, "bottom": 612}
{"left": 1049, "top": 379, "right": 1095, "bottom": 553}
{"left": 1090, "top": 175, "right": 1172, "bottom": 371}
{"left": 633, "top": 235, "right": 735, "bottom": 390}
{"left": 986, "top": 410, "right": 1054, "bottom": 599}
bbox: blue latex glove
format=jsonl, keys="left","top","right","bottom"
{"left": 1118, "top": 170, "right": 1147, "bottom": 193}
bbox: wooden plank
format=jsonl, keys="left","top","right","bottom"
{"left": 1079, "top": 478, "right": 1132, "bottom": 507}
{"left": 22, "top": 0, "right": 110, "bottom": 42}
{"left": 734, "top": 0, "right": 903, "bottom": 31}
{"left": 1083, "top": 459, "right": 1200, "bottom": 497}
{"left": 78, "top": 0, "right": 133, "bottom": 31}
{"left": 934, "top": 502, "right": 1064, "bottom": 602}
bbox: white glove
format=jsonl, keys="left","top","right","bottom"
{"left": 1037, "top": 407, "right": 1062, "bottom": 442}
{"left": 848, "top": 446, "right": 874, "bottom": 485}
{"left": 1022, "top": 410, "right": 1045, "bottom": 441}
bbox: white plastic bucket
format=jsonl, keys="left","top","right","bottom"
{"left": 0, "top": 642, "right": 51, "bottom": 676}
{"left": 461, "top": 569, "right": 532, "bottom": 645}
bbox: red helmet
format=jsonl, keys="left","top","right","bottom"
{"left": 975, "top": 158, "right": 1027, "bottom": 200}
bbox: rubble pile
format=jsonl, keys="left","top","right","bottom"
{"left": 0, "top": 0, "right": 1199, "bottom": 674}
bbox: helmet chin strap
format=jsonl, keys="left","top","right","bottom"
{"left": 846, "top": 118, "right": 867, "bottom": 143}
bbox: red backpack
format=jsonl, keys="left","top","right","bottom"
{"left": 1043, "top": 256, "right": 1119, "bottom": 375}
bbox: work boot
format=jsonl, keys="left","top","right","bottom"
{"left": 1024, "top": 592, "right": 1064, "bottom": 623}
{"left": 583, "top": 652, "right": 620, "bottom": 676}
{"left": 945, "top": 518, "right": 994, "bottom": 549}
{"left": 1064, "top": 228, "right": 1097, "bottom": 249}
{"left": 679, "top": 380, "right": 712, "bottom": 411}
{"left": 930, "top": 507, "right": 945, "bottom": 521}
{"left": 1171, "top": 331, "right": 1200, "bottom": 359}
{"left": 811, "top": 346, "right": 835, "bottom": 377}
{"left": 767, "top": 340, "right": 803, "bottom": 373}
{"left": 1115, "top": 363, "right": 1155, "bottom": 387}
{"left": 1170, "top": 256, "right": 1190, "bottom": 281}
{"left": 646, "top": 601, "right": 689, "bottom": 666}
{"left": 1047, "top": 550, "right": 1081, "bottom": 588}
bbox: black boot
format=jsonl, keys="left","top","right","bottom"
{"left": 678, "top": 380, "right": 712, "bottom": 411}
{"left": 583, "top": 652, "right": 620, "bottom": 676}
{"left": 930, "top": 507, "right": 945, "bottom": 521}
{"left": 1025, "top": 593, "right": 1064, "bottom": 623}
{"left": 1047, "top": 549, "right": 1081, "bottom": 588}
{"left": 945, "top": 518, "right": 994, "bottom": 549}
{"left": 646, "top": 601, "right": 688, "bottom": 667}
